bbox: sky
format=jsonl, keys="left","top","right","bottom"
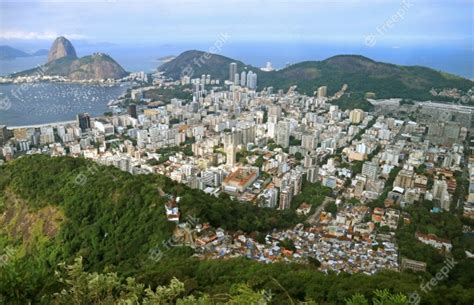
{"left": 0, "top": 0, "right": 473, "bottom": 48}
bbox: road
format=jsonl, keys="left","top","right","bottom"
{"left": 307, "top": 196, "right": 335, "bottom": 225}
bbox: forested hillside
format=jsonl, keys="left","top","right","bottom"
{"left": 0, "top": 155, "right": 473, "bottom": 304}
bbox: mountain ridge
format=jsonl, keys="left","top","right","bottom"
{"left": 0, "top": 45, "right": 49, "bottom": 60}
{"left": 159, "top": 50, "right": 473, "bottom": 100}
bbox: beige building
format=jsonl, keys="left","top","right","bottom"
{"left": 349, "top": 109, "right": 365, "bottom": 124}
{"left": 394, "top": 170, "right": 415, "bottom": 189}
{"left": 226, "top": 145, "right": 237, "bottom": 167}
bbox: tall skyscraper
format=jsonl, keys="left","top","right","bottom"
{"left": 432, "top": 179, "right": 451, "bottom": 211}
{"left": 276, "top": 121, "right": 290, "bottom": 148}
{"left": 241, "top": 125, "right": 256, "bottom": 144}
{"left": 250, "top": 72, "right": 257, "bottom": 89}
{"left": 128, "top": 104, "right": 137, "bottom": 119}
{"left": 307, "top": 166, "right": 319, "bottom": 183}
{"left": 240, "top": 71, "right": 246, "bottom": 87}
{"left": 317, "top": 86, "right": 327, "bottom": 98}
{"left": 229, "top": 62, "right": 237, "bottom": 83}
{"left": 302, "top": 134, "right": 318, "bottom": 150}
{"left": 234, "top": 73, "right": 240, "bottom": 85}
{"left": 246, "top": 71, "right": 258, "bottom": 89}
{"left": 77, "top": 113, "right": 91, "bottom": 131}
{"left": 278, "top": 186, "right": 293, "bottom": 210}
{"left": 226, "top": 145, "right": 237, "bottom": 167}
{"left": 349, "top": 109, "right": 365, "bottom": 124}
{"left": 268, "top": 105, "right": 282, "bottom": 123}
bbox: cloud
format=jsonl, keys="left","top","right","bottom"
{"left": 0, "top": 30, "right": 87, "bottom": 40}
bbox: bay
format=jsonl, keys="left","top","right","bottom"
{"left": 0, "top": 82, "right": 128, "bottom": 127}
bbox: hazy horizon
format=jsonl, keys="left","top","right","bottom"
{"left": 1, "top": 0, "right": 472, "bottom": 45}
{"left": 1, "top": 0, "right": 473, "bottom": 78}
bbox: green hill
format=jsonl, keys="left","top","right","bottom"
{"left": 159, "top": 50, "right": 473, "bottom": 100}
{"left": 11, "top": 53, "right": 128, "bottom": 80}
{"left": 159, "top": 50, "right": 259, "bottom": 80}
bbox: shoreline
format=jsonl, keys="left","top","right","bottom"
{"left": 6, "top": 120, "right": 77, "bottom": 129}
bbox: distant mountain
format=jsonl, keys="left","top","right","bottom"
{"left": 31, "top": 49, "right": 49, "bottom": 56}
{"left": 0, "top": 46, "right": 49, "bottom": 59}
{"left": 12, "top": 37, "right": 127, "bottom": 80}
{"left": 0, "top": 46, "right": 30, "bottom": 59}
{"left": 159, "top": 50, "right": 473, "bottom": 100}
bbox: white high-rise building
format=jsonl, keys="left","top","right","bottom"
{"left": 240, "top": 71, "right": 246, "bottom": 87}
{"left": 276, "top": 121, "right": 290, "bottom": 148}
{"left": 302, "top": 133, "right": 318, "bottom": 150}
{"left": 246, "top": 71, "right": 257, "bottom": 89}
{"left": 307, "top": 166, "right": 319, "bottom": 183}
{"left": 229, "top": 62, "right": 237, "bottom": 82}
{"left": 250, "top": 72, "right": 257, "bottom": 89}
{"left": 258, "top": 188, "right": 279, "bottom": 208}
{"left": 137, "top": 129, "right": 149, "bottom": 148}
{"left": 240, "top": 125, "right": 256, "bottom": 144}
{"left": 432, "top": 179, "right": 451, "bottom": 211}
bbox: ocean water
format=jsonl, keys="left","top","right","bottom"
{"left": 1, "top": 42, "right": 473, "bottom": 78}
{"left": 0, "top": 83, "right": 128, "bottom": 126}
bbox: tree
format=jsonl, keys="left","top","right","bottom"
{"left": 51, "top": 257, "right": 272, "bottom": 305}
{"left": 372, "top": 289, "right": 408, "bottom": 305}
{"left": 325, "top": 202, "right": 338, "bottom": 216}
{"left": 345, "top": 290, "right": 408, "bottom": 305}
{"left": 345, "top": 293, "right": 369, "bottom": 305}
{"left": 279, "top": 238, "right": 296, "bottom": 252}
{"left": 52, "top": 257, "right": 185, "bottom": 304}
{"left": 254, "top": 155, "right": 264, "bottom": 168}
{"left": 308, "top": 256, "right": 321, "bottom": 268}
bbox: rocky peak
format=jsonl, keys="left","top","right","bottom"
{"left": 47, "top": 36, "right": 77, "bottom": 63}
